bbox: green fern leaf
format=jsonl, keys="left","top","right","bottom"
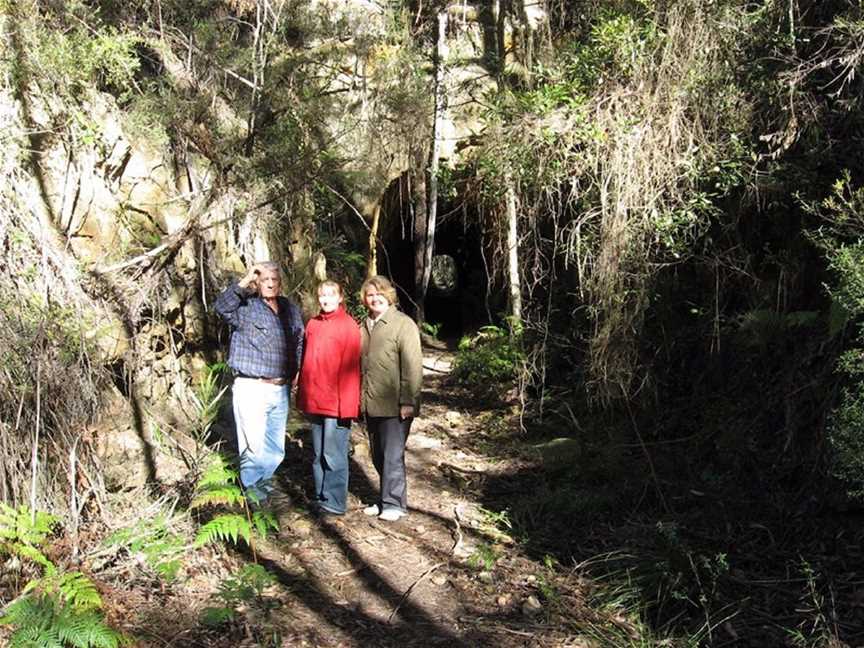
{"left": 190, "top": 485, "right": 245, "bottom": 509}
{"left": 154, "top": 559, "right": 181, "bottom": 581}
{"left": 200, "top": 605, "right": 235, "bottom": 627}
{"left": 84, "top": 619, "right": 127, "bottom": 648}
{"left": 196, "top": 456, "right": 239, "bottom": 489}
{"left": 195, "top": 514, "right": 251, "bottom": 547}
{"left": 57, "top": 572, "right": 103, "bottom": 610}
{"left": 12, "top": 542, "right": 55, "bottom": 572}
{"left": 0, "top": 504, "right": 57, "bottom": 547}
{"left": 251, "top": 510, "right": 279, "bottom": 538}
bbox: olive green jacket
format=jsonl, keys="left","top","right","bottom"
{"left": 361, "top": 307, "right": 422, "bottom": 417}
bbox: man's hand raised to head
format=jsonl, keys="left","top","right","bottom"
{"left": 238, "top": 264, "right": 264, "bottom": 292}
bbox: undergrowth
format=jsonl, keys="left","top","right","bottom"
{"left": 0, "top": 504, "right": 129, "bottom": 648}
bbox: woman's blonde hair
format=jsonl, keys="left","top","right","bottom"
{"left": 317, "top": 280, "right": 342, "bottom": 296}
{"left": 360, "top": 275, "right": 398, "bottom": 307}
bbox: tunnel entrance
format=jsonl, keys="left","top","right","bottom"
{"left": 378, "top": 174, "right": 501, "bottom": 342}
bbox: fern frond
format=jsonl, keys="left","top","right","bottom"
{"left": 0, "top": 504, "right": 57, "bottom": 547}
{"left": 251, "top": 510, "right": 279, "bottom": 538}
{"left": 85, "top": 622, "right": 129, "bottom": 648}
{"left": 2, "top": 591, "right": 128, "bottom": 648}
{"left": 190, "top": 485, "right": 245, "bottom": 509}
{"left": 56, "top": 573, "right": 102, "bottom": 610}
{"left": 1, "top": 593, "right": 56, "bottom": 630}
{"left": 153, "top": 559, "right": 181, "bottom": 581}
{"left": 11, "top": 542, "right": 56, "bottom": 573}
{"left": 195, "top": 514, "right": 251, "bottom": 547}
{"left": 55, "top": 605, "right": 125, "bottom": 648}
{"left": 200, "top": 606, "right": 235, "bottom": 627}
{"left": 196, "top": 455, "right": 239, "bottom": 489}
{"left": 10, "top": 624, "right": 63, "bottom": 648}
{"left": 104, "top": 514, "right": 187, "bottom": 582}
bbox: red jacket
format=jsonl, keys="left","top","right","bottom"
{"left": 297, "top": 307, "right": 361, "bottom": 418}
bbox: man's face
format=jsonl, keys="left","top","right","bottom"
{"left": 363, "top": 286, "right": 390, "bottom": 318}
{"left": 258, "top": 270, "right": 281, "bottom": 299}
{"left": 318, "top": 286, "right": 342, "bottom": 313}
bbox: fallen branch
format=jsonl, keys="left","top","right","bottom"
{"left": 451, "top": 503, "right": 464, "bottom": 556}
{"left": 386, "top": 560, "right": 445, "bottom": 624}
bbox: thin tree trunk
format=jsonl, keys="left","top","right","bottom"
{"left": 30, "top": 360, "right": 41, "bottom": 520}
{"left": 494, "top": 0, "right": 506, "bottom": 77}
{"left": 245, "top": 1, "right": 264, "bottom": 156}
{"left": 505, "top": 172, "right": 522, "bottom": 322}
{"left": 367, "top": 203, "right": 381, "bottom": 277}
{"left": 418, "top": 10, "right": 449, "bottom": 322}
{"left": 412, "top": 158, "right": 428, "bottom": 322}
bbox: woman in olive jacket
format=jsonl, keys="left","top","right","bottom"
{"left": 359, "top": 275, "right": 422, "bottom": 522}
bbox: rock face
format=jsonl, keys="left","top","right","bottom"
{"left": 0, "top": 0, "right": 549, "bottom": 491}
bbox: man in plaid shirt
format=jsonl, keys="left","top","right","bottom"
{"left": 215, "top": 261, "right": 304, "bottom": 504}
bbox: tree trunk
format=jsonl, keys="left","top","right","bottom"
{"left": 416, "top": 10, "right": 448, "bottom": 324}
{"left": 412, "top": 157, "right": 428, "bottom": 323}
{"left": 367, "top": 203, "right": 381, "bottom": 278}
{"left": 505, "top": 171, "right": 522, "bottom": 323}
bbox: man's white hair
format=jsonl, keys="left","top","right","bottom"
{"left": 256, "top": 261, "right": 281, "bottom": 276}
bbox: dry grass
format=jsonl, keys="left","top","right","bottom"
{"left": 479, "top": 2, "right": 751, "bottom": 406}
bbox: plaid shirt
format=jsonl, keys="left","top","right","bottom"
{"left": 214, "top": 282, "right": 304, "bottom": 380}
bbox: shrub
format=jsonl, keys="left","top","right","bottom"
{"left": 452, "top": 326, "right": 522, "bottom": 398}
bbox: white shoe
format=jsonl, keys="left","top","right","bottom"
{"left": 363, "top": 504, "right": 380, "bottom": 516}
{"left": 378, "top": 509, "right": 406, "bottom": 522}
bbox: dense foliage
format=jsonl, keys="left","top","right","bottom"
{"left": 3, "top": 0, "right": 864, "bottom": 645}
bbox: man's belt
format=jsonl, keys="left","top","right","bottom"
{"left": 235, "top": 372, "right": 288, "bottom": 386}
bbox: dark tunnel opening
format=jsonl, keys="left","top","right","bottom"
{"left": 377, "top": 173, "right": 502, "bottom": 342}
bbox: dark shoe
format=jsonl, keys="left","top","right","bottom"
{"left": 313, "top": 503, "right": 345, "bottom": 517}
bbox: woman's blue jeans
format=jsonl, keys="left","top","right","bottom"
{"left": 310, "top": 416, "right": 351, "bottom": 514}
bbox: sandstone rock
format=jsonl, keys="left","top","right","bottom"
{"left": 521, "top": 595, "right": 543, "bottom": 616}
{"left": 533, "top": 437, "right": 582, "bottom": 469}
{"left": 411, "top": 433, "right": 442, "bottom": 449}
{"left": 444, "top": 411, "right": 463, "bottom": 427}
{"left": 351, "top": 440, "right": 369, "bottom": 458}
{"left": 290, "top": 520, "right": 313, "bottom": 537}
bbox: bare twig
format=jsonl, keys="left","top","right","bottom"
{"left": 29, "top": 359, "right": 41, "bottom": 521}
{"left": 387, "top": 560, "right": 445, "bottom": 624}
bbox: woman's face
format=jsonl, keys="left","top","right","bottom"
{"left": 364, "top": 286, "right": 390, "bottom": 318}
{"left": 318, "top": 286, "right": 342, "bottom": 313}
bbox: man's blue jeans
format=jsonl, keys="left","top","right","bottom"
{"left": 310, "top": 416, "right": 351, "bottom": 514}
{"left": 232, "top": 378, "right": 289, "bottom": 499}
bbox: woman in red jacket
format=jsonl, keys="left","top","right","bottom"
{"left": 297, "top": 281, "right": 361, "bottom": 515}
